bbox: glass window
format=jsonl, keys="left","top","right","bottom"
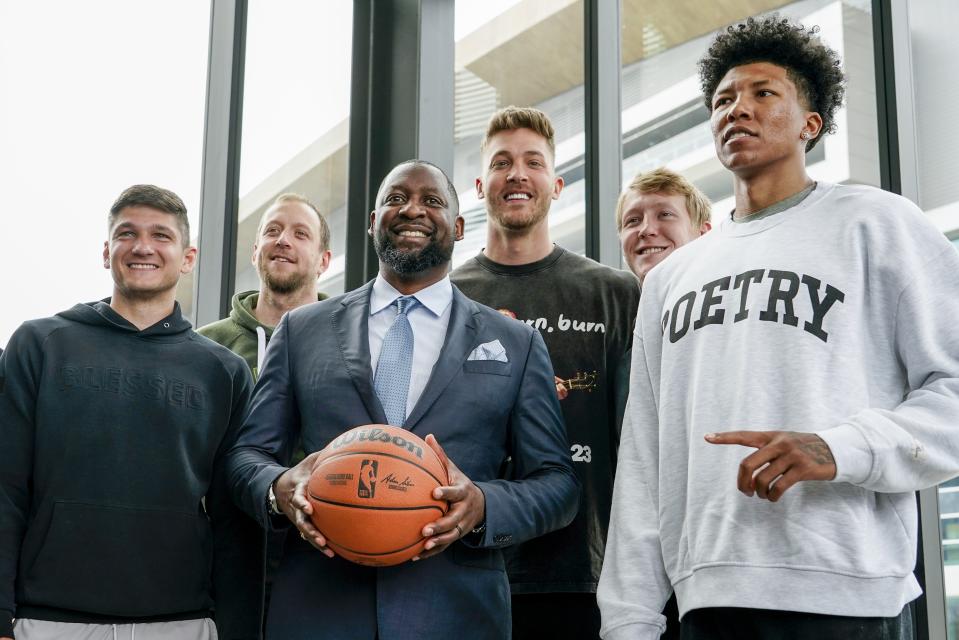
{"left": 452, "top": 0, "right": 586, "bottom": 266}
{"left": 906, "top": 0, "right": 959, "bottom": 230}
{"left": 620, "top": 0, "right": 879, "bottom": 229}
{"left": 904, "top": 1, "right": 959, "bottom": 636}
{"left": 235, "top": 0, "right": 353, "bottom": 298}
{"left": 0, "top": 1, "right": 211, "bottom": 347}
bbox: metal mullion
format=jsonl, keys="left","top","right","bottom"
{"left": 919, "top": 487, "right": 947, "bottom": 640}
{"left": 194, "top": 0, "right": 247, "bottom": 326}
{"left": 345, "top": 0, "right": 376, "bottom": 291}
{"left": 583, "top": 0, "right": 623, "bottom": 267}
{"left": 872, "top": 0, "right": 901, "bottom": 196}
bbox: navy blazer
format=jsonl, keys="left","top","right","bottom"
{"left": 226, "top": 282, "right": 579, "bottom": 640}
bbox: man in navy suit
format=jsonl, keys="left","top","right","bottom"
{"left": 226, "top": 160, "right": 580, "bottom": 640}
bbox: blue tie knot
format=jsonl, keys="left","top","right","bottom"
{"left": 395, "top": 295, "right": 417, "bottom": 316}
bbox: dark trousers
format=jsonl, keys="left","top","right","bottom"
{"left": 680, "top": 605, "right": 914, "bottom": 640}
{"left": 512, "top": 593, "right": 601, "bottom": 640}
{"left": 511, "top": 592, "right": 680, "bottom": 640}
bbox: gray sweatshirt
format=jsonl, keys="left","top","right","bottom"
{"left": 598, "top": 182, "right": 959, "bottom": 639}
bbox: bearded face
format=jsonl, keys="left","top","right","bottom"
{"left": 477, "top": 127, "right": 564, "bottom": 234}
{"left": 369, "top": 163, "right": 463, "bottom": 282}
{"left": 372, "top": 224, "right": 454, "bottom": 275}
{"left": 252, "top": 201, "right": 328, "bottom": 296}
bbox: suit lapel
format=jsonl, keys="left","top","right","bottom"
{"left": 331, "top": 281, "right": 388, "bottom": 425}
{"left": 405, "top": 286, "right": 480, "bottom": 431}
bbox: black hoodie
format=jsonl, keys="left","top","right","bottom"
{"left": 0, "top": 301, "right": 260, "bottom": 638}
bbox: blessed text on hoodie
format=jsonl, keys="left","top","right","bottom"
{"left": 0, "top": 301, "right": 259, "bottom": 638}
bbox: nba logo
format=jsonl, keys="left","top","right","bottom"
{"left": 358, "top": 459, "right": 378, "bottom": 499}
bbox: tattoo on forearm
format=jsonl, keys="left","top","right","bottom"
{"left": 798, "top": 438, "right": 834, "bottom": 466}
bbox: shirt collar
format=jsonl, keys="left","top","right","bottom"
{"left": 370, "top": 274, "right": 453, "bottom": 317}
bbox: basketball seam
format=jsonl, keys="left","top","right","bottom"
{"left": 308, "top": 493, "right": 447, "bottom": 513}
{"left": 326, "top": 536, "right": 428, "bottom": 557}
{"left": 317, "top": 449, "right": 447, "bottom": 486}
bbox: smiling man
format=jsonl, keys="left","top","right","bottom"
{"left": 616, "top": 168, "right": 711, "bottom": 283}
{"left": 225, "top": 160, "right": 578, "bottom": 640}
{"left": 199, "top": 194, "right": 332, "bottom": 379}
{"left": 451, "top": 107, "right": 640, "bottom": 640}
{"left": 0, "top": 185, "right": 259, "bottom": 640}
{"left": 599, "top": 16, "right": 959, "bottom": 640}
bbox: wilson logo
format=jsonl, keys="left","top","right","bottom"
{"left": 331, "top": 427, "right": 424, "bottom": 459}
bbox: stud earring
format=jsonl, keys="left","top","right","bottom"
{"left": 800, "top": 132, "right": 811, "bottom": 140}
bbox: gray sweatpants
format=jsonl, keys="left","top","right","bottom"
{"left": 13, "top": 618, "right": 217, "bottom": 640}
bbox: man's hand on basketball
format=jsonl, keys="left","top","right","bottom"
{"left": 705, "top": 430, "right": 837, "bottom": 502}
{"left": 274, "top": 452, "right": 335, "bottom": 558}
{"left": 414, "top": 434, "right": 486, "bottom": 561}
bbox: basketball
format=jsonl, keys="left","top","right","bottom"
{"left": 307, "top": 424, "right": 450, "bottom": 566}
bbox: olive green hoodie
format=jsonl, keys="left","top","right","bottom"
{"left": 198, "top": 290, "right": 328, "bottom": 379}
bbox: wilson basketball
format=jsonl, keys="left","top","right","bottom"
{"left": 307, "top": 424, "right": 449, "bottom": 566}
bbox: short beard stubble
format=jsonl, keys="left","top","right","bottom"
{"left": 487, "top": 198, "right": 549, "bottom": 233}
{"left": 258, "top": 253, "right": 311, "bottom": 295}
{"left": 374, "top": 232, "right": 453, "bottom": 276}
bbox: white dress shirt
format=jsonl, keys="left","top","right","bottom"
{"left": 368, "top": 275, "right": 453, "bottom": 420}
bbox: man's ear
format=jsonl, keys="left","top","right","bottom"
{"left": 803, "top": 112, "right": 824, "bottom": 141}
{"left": 699, "top": 221, "right": 712, "bottom": 236}
{"left": 103, "top": 241, "right": 110, "bottom": 269}
{"left": 368, "top": 211, "right": 376, "bottom": 238}
{"left": 551, "top": 175, "right": 565, "bottom": 200}
{"left": 454, "top": 215, "right": 465, "bottom": 242}
{"left": 180, "top": 246, "right": 198, "bottom": 275}
{"left": 317, "top": 249, "right": 332, "bottom": 276}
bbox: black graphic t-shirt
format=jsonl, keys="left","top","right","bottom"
{"left": 452, "top": 246, "right": 640, "bottom": 593}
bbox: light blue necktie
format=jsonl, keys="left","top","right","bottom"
{"left": 374, "top": 295, "right": 418, "bottom": 426}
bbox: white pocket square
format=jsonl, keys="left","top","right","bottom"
{"left": 467, "top": 339, "right": 508, "bottom": 363}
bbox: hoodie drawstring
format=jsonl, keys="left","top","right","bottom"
{"left": 256, "top": 326, "right": 267, "bottom": 375}
{"left": 109, "top": 623, "right": 137, "bottom": 640}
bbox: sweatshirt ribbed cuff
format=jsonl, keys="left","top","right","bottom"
{"left": 602, "top": 621, "right": 663, "bottom": 640}
{"left": 1, "top": 609, "right": 13, "bottom": 638}
{"left": 816, "top": 423, "right": 873, "bottom": 485}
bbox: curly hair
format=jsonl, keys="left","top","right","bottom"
{"left": 697, "top": 15, "right": 845, "bottom": 152}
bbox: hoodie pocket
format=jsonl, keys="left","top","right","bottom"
{"left": 23, "top": 501, "right": 213, "bottom": 616}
